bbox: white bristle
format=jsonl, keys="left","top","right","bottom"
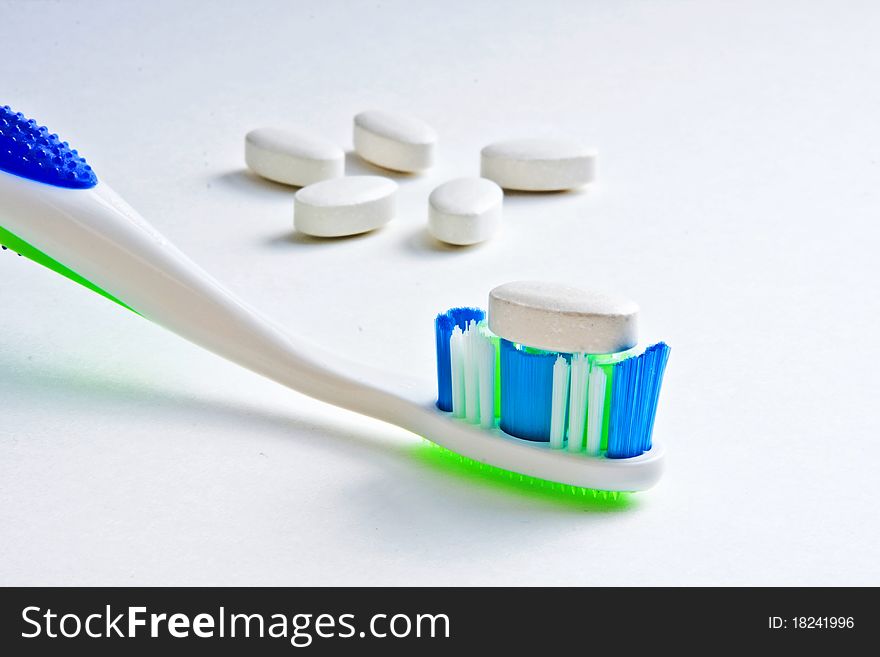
{"left": 450, "top": 326, "right": 465, "bottom": 418}
{"left": 586, "top": 363, "right": 606, "bottom": 456}
{"left": 478, "top": 336, "right": 496, "bottom": 429}
{"left": 464, "top": 320, "right": 480, "bottom": 424}
{"left": 549, "top": 355, "right": 570, "bottom": 449}
{"left": 567, "top": 353, "right": 588, "bottom": 452}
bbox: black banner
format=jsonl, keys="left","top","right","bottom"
{"left": 0, "top": 587, "right": 868, "bottom": 654}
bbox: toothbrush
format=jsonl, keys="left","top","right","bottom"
{"left": 0, "top": 105, "right": 666, "bottom": 493}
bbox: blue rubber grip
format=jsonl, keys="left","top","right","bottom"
{"left": 0, "top": 105, "right": 97, "bottom": 189}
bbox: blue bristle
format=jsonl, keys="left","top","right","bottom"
{"left": 606, "top": 342, "right": 671, "bottom": 458}
{"left": 0, "top": 105, "right": 97, "bottom": 189}
{"left": 499, "top": 340, "right": 557, "bottom": 442}
{"left": 435, "top": 307, "right": 485, "bottom": 411}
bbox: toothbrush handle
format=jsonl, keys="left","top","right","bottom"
{"left": 0, "top": 175, "right": 426, "bottom": 420}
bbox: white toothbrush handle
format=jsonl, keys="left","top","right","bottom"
{"left": 0, "top": 174, "right": 426, "bottom": 414}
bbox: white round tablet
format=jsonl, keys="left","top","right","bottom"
{"left": 488, "top": 281, "right": 638, "bottom": 354}
{"left": 428, "top": 177, "right": 502, "bottom": 246}
{"left": 480, "top": 138, "right": 597, "bottom": 191}
{"left": 245, "top": 127, "right": 344, "bottom": 187}
{"left": 353, "top": 110, "right": 436, "bottom": 173}
{"left": 294, "top": 176, "right": 396, "bottom": 237}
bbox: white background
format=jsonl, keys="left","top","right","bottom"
{"left": 1, "top": 0, "right": 877, "bottom": 585}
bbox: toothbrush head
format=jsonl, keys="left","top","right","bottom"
{"left": 0, "top": 105, "right": 97, "bottom": 189}
{"left": 434, "top": 298, "right": 671, "bottom": 492}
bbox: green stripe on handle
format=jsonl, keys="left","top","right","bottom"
{"left": 0, "top": 224, "right": 137, "bottom": 314}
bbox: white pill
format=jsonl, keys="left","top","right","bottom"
{"left": 294, "top": 176, "right": 396, "bottom": 237}
{"left": 488, "top": 281, "right": 638, "bottom": 354}
{"left": 353, "top": 110, "right": 436, "bottom": 172}
{"left": 428, "top": 177, "right": 502, "bottom": 246}
{"left": 245, "top": 127, "right": 344, "bottom": 187}
{"left": 480, "top": 138, "right": 597, "bottom": 191}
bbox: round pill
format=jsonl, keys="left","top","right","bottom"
{"left": 488, "top": 281, "right": 638, "bottom": 354}
{"left": 294, "top": 175, "right": 397, "bottom": 237}
{"left": 245, "top": 127, "right": 344, "bottom": 187}
{"left": 428, "top": 177, "right": 502, "bottom": 246}
{"left": 353, "top": 110, "right": 436, "bottom": 173}
{"left": 480, "top": 138, "right": 597, "bottom": 191}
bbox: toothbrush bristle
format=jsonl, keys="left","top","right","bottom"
{"left": 499, "top": 339, "right": 559, "bottom": 441}
{"left": 0, "top": 105, "right": 97, "bottom": 189}
{"left": 606, "top": 342, "right": 671, "bottom": 458}
{"left": 435, "top": 307, "right": 485, "bottom": 411}
{"left": 434, "top": 306, "right": 671, "bottom": 463}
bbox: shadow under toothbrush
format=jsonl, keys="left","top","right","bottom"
{"left": 0, "top": 353, "right": 636, "bottom": 514}
{"left": 408, "top": 443, "right": 634, "bottom": 511}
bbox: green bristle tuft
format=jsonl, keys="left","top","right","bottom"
{"left": 599, "top": 361, "right": 614, "bottom": 451}
{"left": 491, "top": 334, "right": 501, "bottom": 419}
